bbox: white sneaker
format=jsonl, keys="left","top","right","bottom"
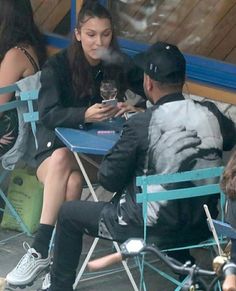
{"left": 6, "top": 242, "right": 50, "bottom": 286}
{"left": 41, "top": 272, "right": 51, "bottom": 290}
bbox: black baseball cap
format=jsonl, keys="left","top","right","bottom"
{"left": 134, "top": 41, "right": 186, "bottom": 84}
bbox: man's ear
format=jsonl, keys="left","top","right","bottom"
{"left": 145, "top": 75, "right": 153, "bottom": 92}
{"left": 74, "top": 28, "right": 81, "bottom": 42}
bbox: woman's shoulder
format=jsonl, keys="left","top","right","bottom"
{"left": 1, "top": 46, "right": 37, "bottom": 78}
{"left": 3, "top": 47, "right": 30, "bottom": 64}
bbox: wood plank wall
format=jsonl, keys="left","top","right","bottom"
{"left": 32, "top": 0, "right": 236, "bottom": 105}
{"left": 114, "top": 0, "right": 236, "bottom": 65}
{"left": 31, "top": 0, "right": 70, "bottom": 32}
{"left": 32, "top": 0, "right": 83, "bottom": 56}
{"left": 185, "top": 81, "right": 236, "bottom": 105}
{"left": 35, "top": 0, "right": 236, "bottom": 66}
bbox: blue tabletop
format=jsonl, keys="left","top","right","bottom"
{"left": 55, "top": 119, "right": 124, "bottom": 155}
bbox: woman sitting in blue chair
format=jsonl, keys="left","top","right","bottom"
{"left": 0, "top": 0, "right": 46, "bottom": 157}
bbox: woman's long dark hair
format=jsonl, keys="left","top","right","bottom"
{"left": 68, "top": 0, "right": 123, "bottom": 100}
{"left": 221, "top": 150, "right": 236, "bottom": 200}
{"left": 0, "top": 0, "right": 47, "bottom": 67}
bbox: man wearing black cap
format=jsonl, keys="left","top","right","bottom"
{"left": 39, "top": 42, "right": 236, "bottom": 291}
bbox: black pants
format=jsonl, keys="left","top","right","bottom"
{"left": 50, "top": 200, "right": 105, "bottom": 291}
{"left": 50, "top": 200, "right": 194, "bottom": 291}
{"left": 50, "top": 200, "right": 145, "bottom": 291}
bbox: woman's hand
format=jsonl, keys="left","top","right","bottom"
{"left": 84, "top": 103, "right": 119, "bottom": 123}
{"left": 223, "top": 274, "right": 236, "bottom": 291}
{"left": 114, "top": 102, "right": 144, "bottom": 118}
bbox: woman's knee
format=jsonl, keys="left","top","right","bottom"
{"left": 49, "top": 148, "right": 76, "bottom": 175}
{"left": 37, "top": 148, "right": 74, "bottom": 182}
{"left": 51, "top": 148, "right": 73, "bottom": 165}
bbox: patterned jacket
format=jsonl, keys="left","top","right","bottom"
{"left": 98, "top": 93, "right": 236, "bottom": 246}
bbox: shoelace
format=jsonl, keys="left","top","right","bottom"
{"left": 14, "top": 242, "right": 39, "bottom": 273}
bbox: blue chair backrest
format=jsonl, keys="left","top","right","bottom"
{"left": 136, "top": 166, "right": 225, "bottom": 241}
{"left": 0, "top": 72, "right": 41, "bottom": 170}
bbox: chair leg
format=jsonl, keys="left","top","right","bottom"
{"left": 0, "top": 186, "right": 31, "bottom": 236}
{"left": 113, "top": 241, "right": 139, "bottom": 291}
{"left": 215, "top": 280, "right": 222, "bottom": 291}
{"left": 73, "top": 237, "right": 100, "bottom": 290}
{"left": 73, "top": 239, "right": 139, "bottom": 291}
{"left": 136, "top": 255, "right": 147, "bottom": 291}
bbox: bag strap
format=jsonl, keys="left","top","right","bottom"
{"left": 15, "top": 46, "right": 40, "bottom": 73}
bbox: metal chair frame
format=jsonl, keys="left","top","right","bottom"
{"left": 0, "top": 80, "right": 39, "bottom": 241}
{"left": 136, "top": 166, "right": 225, "bottom": 291}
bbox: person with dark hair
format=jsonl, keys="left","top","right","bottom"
{"left": 26, "top": 41, "right": 235, "bottom": 291}
{"left": 6, "top": 1, "right": 144, "bottom": 288}
{"left": 220, "top": 150, "right": 236, "bottom": 291}
{"left": 0, "top": 0, "right": 47, "bottom": 156}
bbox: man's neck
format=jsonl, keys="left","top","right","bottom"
{"left": 152, "top": 89, "right": 183, "bottom": 104}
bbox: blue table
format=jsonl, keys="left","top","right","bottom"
{"left": 54, "top": 119, "right": 139, "bottom": 290}
{"left": 55, "top": 123, "right": 120, "bottom": 155}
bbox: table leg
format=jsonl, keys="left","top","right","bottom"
{"left": 80, "top": 153, "right": 100, "bottom": 169}
{"left": 73, "top": 152, "right": 98, "bottom": 202}
{"left": 73, "top": 152, "right": 138, "bottom": 290}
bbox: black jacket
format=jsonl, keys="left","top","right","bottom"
{"left": 35, "top": 49, "right": 144, "bottom": 160}
{"left": 98, "top": 93, "right": 236, "bottom": 246}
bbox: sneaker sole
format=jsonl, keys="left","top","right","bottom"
{"left": 6, "top": 264, "right": 49, "bottom": 288}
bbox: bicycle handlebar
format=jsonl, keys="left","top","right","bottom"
{"left": 87, "top": 239, "right": 215, "bottom": 278}
{"left": 87, "top": 238, "right": 236, "bottom": 291}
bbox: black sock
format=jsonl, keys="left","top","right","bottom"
{"left": 31, "top": 224, "right": 54, "bottom": 259}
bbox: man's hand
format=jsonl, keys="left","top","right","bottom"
{"left": 149, "top": 126, "right": 201, "bottom": 174}
{"left": 223, "top": 274, "right": 236, "bottom": 291}
{"left": 114, "top": 102, "right": 144, "bottom": 118}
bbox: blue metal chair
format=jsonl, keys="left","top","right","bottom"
{"left": 0, "top": 72, "right": 41, "bottom": 241}
{"left": 136, "top": 166, "right": 225, "bottom": 291}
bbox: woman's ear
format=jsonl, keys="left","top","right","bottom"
{"left": 74, "top": 28, "right": 81, "bottom": 42}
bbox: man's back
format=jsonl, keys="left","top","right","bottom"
{"left": 149, "top": 97, "right": 224, "bottom": 172}
{"left": 146, "top": 95, "right": 235, "bottom": 246}
{"left": 98, "top": 93, "right": 235, "bottom": 244}
{"left": 98, "top": 41, "right": 235, "bottom": 245}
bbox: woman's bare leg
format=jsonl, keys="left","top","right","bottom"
{"left": 5, "top": 150, "right": 99, "bottom": 286}
{"left": 5, "top": 148, "right": 85, "bottom": 286}
{"left": 37, "top": 147, "right": 83, "bottom": 226}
